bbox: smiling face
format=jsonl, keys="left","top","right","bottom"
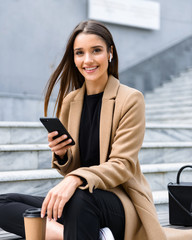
{"left": 73, "top": 33, "right": 111, "bottom": 93}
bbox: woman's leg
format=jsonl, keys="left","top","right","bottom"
{"left": 45, "top": 219, "right": 63, "bottom": 240}
{"left": 0, "top": 193, "right": 44, "bottom": 237}
{"left": 92, "top": 189, "right": 125, "bottom": 240}
{"left": 0, "top": 189, "right": 125, "bottom": 240}
{"left": 62, "top": 188, "right": 125, "bottom": 240}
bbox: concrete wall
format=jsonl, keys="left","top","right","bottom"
{"left": 0, "top": 0, "right": 192, "bottom": 97}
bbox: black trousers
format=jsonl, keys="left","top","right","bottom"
{"left": 0, "top": 189, "right": 125, "bottom": 240}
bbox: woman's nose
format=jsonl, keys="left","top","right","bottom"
{"left": 84, "top": 53, "right": 93, "bottom": 64}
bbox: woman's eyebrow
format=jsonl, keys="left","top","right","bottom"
{"left": 91, "top": 45, "right": 104, "bottom": 49}
{"left": 74, "top": 47, "right": 82, "bottom": 51}
{"left": 74, "top": 45, "right": 104, "bottom": 51}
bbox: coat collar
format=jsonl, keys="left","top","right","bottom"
{"left": 72, "top": 75, "right": 119, "bottom": 101}
{"left": 102, "top": 75, "right": 120, "bottom": 100}
{"left": 68, "top": 75, "right": 120, "bottom": 164}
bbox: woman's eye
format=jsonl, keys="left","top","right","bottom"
{"left": 75, "top": 51, "right": 83, "bottom": 55}
{"left": 93, "top": 48, "right": 102, "bottom": 53}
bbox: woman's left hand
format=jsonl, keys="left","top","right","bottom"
{"left": 41, "top": 175, "right": 83, "bottom": 221}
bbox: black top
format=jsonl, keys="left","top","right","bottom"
{"left": 79, "top": 92, "right": 103, "bottom": 167}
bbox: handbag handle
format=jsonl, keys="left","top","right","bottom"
{"left": 177, "top": 165, "right": 192, "bottom": 184}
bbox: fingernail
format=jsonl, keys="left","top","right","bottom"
{"left": 41, "top": 214, "right": 44, "bottom": 218}
{"left": 48, "top": 218, "right": 51, "bottom": 221}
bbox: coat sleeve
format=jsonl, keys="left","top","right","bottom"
{"left": 67, "top": 90, "right": 145, "bottom": 193}
{"left": 51, "top": 150, "right": 73, "bottom": 176}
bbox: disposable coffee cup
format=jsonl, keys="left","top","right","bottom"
{"left": 23, "top": 208, "right": 47, "bottom": 240}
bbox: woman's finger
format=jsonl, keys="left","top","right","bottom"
{"left": 48, "top": 134, "right": 68, "bottom": 148}
{"left": 51, "top": 138, "right": 72, "bottom": 152}
{"left": 48, "top": 131, "right": 58, "bottom": 142}
{"left": 57, "top": 198, "right": 66, "bottom": 219}
{"left": 52, "top": 195, "right": 63, "bottom": 221}
{"left": 46, "top": 192, "right": 57, "bottom": 221}
{"left": 52, "top": 199, "right": 59, "bottom": 221}
{"left": 41, "top": 194, "right": 51, "bottom": 218}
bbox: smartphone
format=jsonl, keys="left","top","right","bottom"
{"left": 40, "top": 117, "right": 75, "bottom": 146}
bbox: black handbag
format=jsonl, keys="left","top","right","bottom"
{"left": 168, "top": 165, "right": 192, "bottom": 226}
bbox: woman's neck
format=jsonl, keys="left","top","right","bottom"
{"left": 85, "top": 74, "right": 108, "bottom": 95}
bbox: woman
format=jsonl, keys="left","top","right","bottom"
{"left": 0, "top": 20, "right": 192, "bottom": 240}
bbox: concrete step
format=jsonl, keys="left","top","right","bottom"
{"left": 139, "top": 142, "right": 192, "bottom": 164}
{"left": 1, "top": 122, "right": 192, "bottom": 145}
{"left": 146, "top": 100, "right": 192, "bottom": 109}
{"left": 0, "top": 144, "right": 51, "bottom": 171}
{"left": 145, "top": 112, "right": 192, "bottom": 122}
{"left": 0, "top": 163, "right": 191, "bottom": 197}
{"left": 146, "top": 106, "right": 192, "bottom": 115}
{"left": 0, "top": 122, "right": 47, "bottom": 145}
{"left": 0, "top": 93, "right": 55, "bottom": 122}
{"left": 146, "top": 119, "right": 192, "bottom": 124}
{"left": 153, "top": 87, "right": 192, "bottom": 96}
{"left": 161, "top": 82, "right": 192, "bottom": 91}
{"left": 153, "top": 190, "right": 168, "bottom": 213}
{"left": 146, "top": 114, "right": 192, "bottom": 122}
{"left": 164, "top": 76, "right": 192, "bottom": 86}
{"left": 143, "top": 66, "right": 192, "bottom": 124}
{"left": 0, "top": 169, "right": 62, "bottom": 196}
{"left": 144, "top": 123, "right": 192, "bottom": 142}
{"left": 0, "top": 142, "right": 192, "bottom": 171}
{"left": 145, "top": 75, "right": 192, "bottom": 94}
{"left": 145, "top": 95, "right": 192, "bottom": 102}
{"left": 141, "top": 162, "right": 192, "bottom": 191}
{"left": 153, "top": 78, "right": 192, "bottom": 90}
{"left": 0, "top": 229, "right": 22, "bottom": 240}
{"left": 0, "top": 141, "right": 192, "bottom": 171}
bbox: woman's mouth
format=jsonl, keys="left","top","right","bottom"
{"left": 84, "top": 66, "right": 98, "bottom": 73}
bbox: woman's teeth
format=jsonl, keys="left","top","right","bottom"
{"left": 85, "top": 67, "right": 97, "bottom": 71}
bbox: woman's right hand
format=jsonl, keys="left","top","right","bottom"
{"left": 48, "top": 131, "right": 73, "bottom": 158}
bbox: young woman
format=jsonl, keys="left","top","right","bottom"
{"left": 0, "top": 20, "right": 192, "bottom": 240}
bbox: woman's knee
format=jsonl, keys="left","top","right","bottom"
{"left": 63, "top": 189, "right": 99, "bottom": 220}
{"left": 65, "top": 189, "right": 92, "bottom": 211}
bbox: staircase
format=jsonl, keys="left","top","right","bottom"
{"left": 0, "top": 68, "right": 192, "bottom": 239}
{"left": 145, "top": 69, "right": 192, "bottom": 123}
{"left": 143, "top": 67, "right": 192, "bottom": 216}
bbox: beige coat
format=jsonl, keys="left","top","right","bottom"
{"left": 52, "top": 75, "right": 192, "bottom": 240}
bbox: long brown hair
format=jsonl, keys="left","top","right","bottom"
{"left": 44, "top": 20, "right": 119, "bottom": 117}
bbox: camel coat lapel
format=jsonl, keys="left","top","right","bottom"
{"left": 68, "top": 84, "right": 86, "bottom": 164}
{"left": 99, "top": 75, "right": 120, "bottom": 163}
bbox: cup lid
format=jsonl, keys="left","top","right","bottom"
{"left": 23, "top": 208, "right": 45, "bottom": 218}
